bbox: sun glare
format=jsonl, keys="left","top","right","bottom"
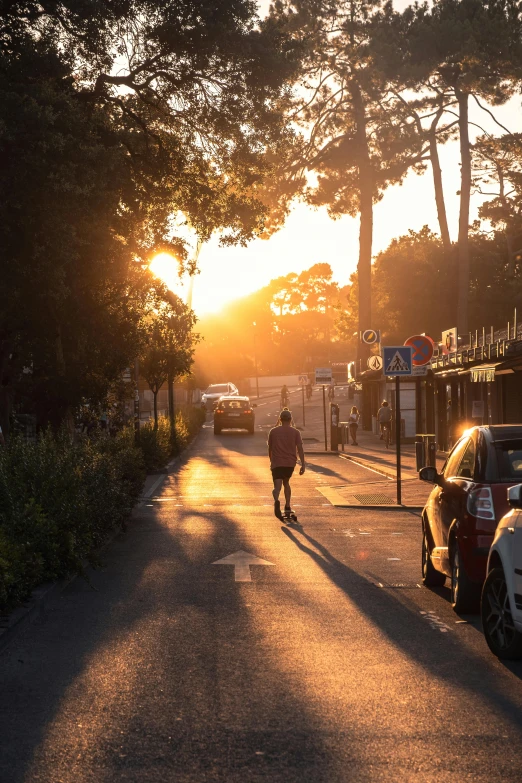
{"left": 149, "top": 252, "right": 181, "bottom": 291}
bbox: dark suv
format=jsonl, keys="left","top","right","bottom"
{"left": 214, "top": 396, "right": 256, "bottom": 434}
{"left": 419, "top": 425, "right": 522, "bottom": 613}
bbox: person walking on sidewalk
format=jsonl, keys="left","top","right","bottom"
{"left": 348, "top": 406, "right": 360, "bottom": 445}
{"left": 268, "top": 409, "right": 305, "bottom": 520}
{"left": 377, "top": 400, "right": 392, "bottom": 439}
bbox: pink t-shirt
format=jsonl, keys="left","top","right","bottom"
{"left": 268, "top": 425, "right": 303, "bottom": 468}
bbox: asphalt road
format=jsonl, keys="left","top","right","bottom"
{"left": 1, "top": 397, "right": 522, "bottom": 782}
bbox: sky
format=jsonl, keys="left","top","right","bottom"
{"left": 156, "top": 1, "right": 522, "bottom": 316}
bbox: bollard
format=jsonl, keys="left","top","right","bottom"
{"left": 427, "top": 435, "right": 437, "bottom": 468}
{"left": 415, "top": 435, "right": 425, "bottom": 471}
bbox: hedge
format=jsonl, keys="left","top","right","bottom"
{"left": 0, "top": 406, "right": 205, "bottom": 611}
{"left": 138, "top": 407, "right": 206, "bottom": 473}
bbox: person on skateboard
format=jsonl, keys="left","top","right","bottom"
{"left": 268, "top": 409, "right": 305, "bottom": 521}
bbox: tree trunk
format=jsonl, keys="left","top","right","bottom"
{"left": 351, "top": 78, "right": 373, "bottom": 356}
{"left": 153, "top": 389, "right": 158, "bottom": 429}
{"left": 0, "top": 340, "right": 12, "bottom": 440}
{"left": 456, "top": 88, "right": 471, "bottom": 337}
{"left": 55, "top": 324, "right": 75, "bottom": 436}
{"left": 498, "top": 166, "right": 516, "bottom": 275}
{"left": 429, "top": 128, "right": 451, "bottom": 255}
{"left": 168, "top": 371, "right": 176, "bottom": 447}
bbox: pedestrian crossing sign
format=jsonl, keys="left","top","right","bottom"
{"left": 383, "top": 346, "right": 413, "bottom": 376}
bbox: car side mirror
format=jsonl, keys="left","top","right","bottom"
{"left": 508, "top": 484, "right": 522, "bottom": 509}
{"left": 419, "top": 466, "right": 441, "bottom": 485}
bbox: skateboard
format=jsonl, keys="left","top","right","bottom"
{"left": 282, "top": 508, "right": 298, "bottom": 523}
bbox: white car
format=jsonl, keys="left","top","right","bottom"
{"left": 481, "top": 483, "right": 522, "bottom": 659}
{"left": 201, "top": 383, "right": 238, "bottom": 410}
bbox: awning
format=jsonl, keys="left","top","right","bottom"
{"left": 471, "top": 362, "right": 506, "bottom": 382}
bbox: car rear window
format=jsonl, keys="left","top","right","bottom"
{"left": 496, "top": 440, "right": 522, "bottom": 482}
{"left": 207, "top": 385, "right": 228, "bottom": 393}
{"left": 222, "top": 400, "right": 248, "bottom": 409}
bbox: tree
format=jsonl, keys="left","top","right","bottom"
{"left": 140, "top": 300, "right": 197, "bottom": 429}
{"left": 473, "top": 133, "right": 522, "bottom": 275}
{"left": 0, "top": 3, "right": 300, "bottom": 434}
{"left": 193, "top": 262, "right": 353, "bottom": 380}
{"left": 266, "top": 1, "right": 427, "bottom": 352}
{"left": 339, "top": 225, "right": 522, "bottom": 345}
{"left": 390, "top": 0, "right": 522, "bottom": 335}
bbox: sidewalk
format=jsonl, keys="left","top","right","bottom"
{"left": 290, "top": 389, "right": 446, "bottom": 509}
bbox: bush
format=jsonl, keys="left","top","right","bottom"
{"left": 138, "top": 407, "right": 206, "bottom": 472}
{"left": 0, "top": 406, "right": 205, "bottom": 612}
{"left": 0, "top": 428, "right": 145, "bottom": 611}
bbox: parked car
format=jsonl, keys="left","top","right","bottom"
{"left": 214, "top": 396, "right": 256, "bottom": 434}
{"left": 419, "top": 425, "right": 522, "bottom": 613}
{"left": 481, "top": 483, "right": 522, "bottom": 659}
{"left": 201, "top": 383, "right": 238, "bottom": 410}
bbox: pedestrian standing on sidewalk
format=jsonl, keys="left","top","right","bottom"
{"left": 268, "top": 409, "right": 305, "bottom": 520}
{"left": 348, "top": 406, "right": 360, "bottom": 445}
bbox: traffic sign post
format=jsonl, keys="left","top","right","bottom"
{"left": 322, "top": 384, "right": 327, "bottom": 450}
{"left": 404, "top": 334, "right": 434, "bottom": 366}
{"left": 315, "top": 367, "right": 332, "bottom": 384}
{"left": 361, "top": 329, "right": 380, "bottom": 345}
{"left": 383, "top": 346, "right": 413, "bottom": 377}
{"left": 395, "top": 377, "right": 402, "bottom": 505}
{"left": 367, "top": 355, "right": 383, "bottom": 372}
{"left": 299, "top": 374, "right": 308, "bottom": 428}
{"left": 382, "top": 346, "right": 413, "bottom": 506}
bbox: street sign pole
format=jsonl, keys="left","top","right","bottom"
{"left": 322, "top": 385, "right": 327, "bottom": 451}
{"left": 302, "top": 384, "right": 306, "bottom": 427}
{"left": 396, "top": 377, "right": 402, "bottom": 506}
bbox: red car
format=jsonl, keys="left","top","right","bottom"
{"left": 419, "top": 425, "right": 522, "bottom": 613}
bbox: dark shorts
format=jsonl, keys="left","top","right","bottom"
{"left": 271, "top": 466, "right": 295, "bottom": 481}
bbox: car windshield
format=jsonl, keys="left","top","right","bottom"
{"left": 206, "top": 385, "right": 228, "bottom": 394}
{"left": 496, "top": 440, "right": 522, "bottom": 482}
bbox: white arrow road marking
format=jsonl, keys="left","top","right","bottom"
{"left": 212, "top": 550, "right": 274, "bottom": 582}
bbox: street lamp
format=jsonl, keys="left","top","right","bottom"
{"left": 253, "top": 322, "right": 259, "bottom": 399}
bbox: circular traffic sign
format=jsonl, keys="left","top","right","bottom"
{"left": 404, "top": 334, "right": 434, "bottom": 366}
{"left": 367, "top": 355, "right": 383, "bottom": 371}
{"left": 362, "top": 329, "right": 379, "bottom": 345}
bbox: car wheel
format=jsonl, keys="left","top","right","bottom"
{"left": 214, "top": 427, "right": 221, "bottom": 435}
{"left": 450, "top": 542, "right": 479, "bottom": 613}
{"left": 421, "top": 525, "right": 446, "bottom": 587}
{"left": 481, "top": 567, "right": 522, "bottom": 659}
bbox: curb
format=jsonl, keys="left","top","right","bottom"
{"left": 326, "top": 504, "right": 424, "bottom": 511}
{"left": 0, "top": 427, "right": 203, "bottom": 656}
{"left": 338, "top": 452, "right": 400, "bottom": 480}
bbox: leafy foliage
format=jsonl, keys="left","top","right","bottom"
{"left": 193, "top": 262, "right": 353, "bottom": 383}
{"left": 0, "top": 404, "right": 205, "bottom": 610}
{"left": 0, "top": 1, "right": 300, "bottom": 436}
{"left": 0, "top": 428, "right": 145, "bottom": 610}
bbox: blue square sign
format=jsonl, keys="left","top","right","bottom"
{"left": 383, "top": 346, "right": 413, "bottom": 376}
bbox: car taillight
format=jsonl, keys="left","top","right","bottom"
{"left": 244, "top": 409, "right": 252, "bottom": 414}
{"left": 216, "top": 408, "right": 224, "bottom": 414}
{"left": 467, "top": 486, "right": 495, "bottom": 520}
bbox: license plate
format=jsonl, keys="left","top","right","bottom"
{"left": 228, "top": 413, "right": 241, "bottom": 417}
